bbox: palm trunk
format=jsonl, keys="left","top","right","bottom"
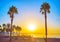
{"left": 45, "top": 10, "right": 47, "bottom": 42}
{"left": 10, "top": 18, "right": 13, "bottom": 42}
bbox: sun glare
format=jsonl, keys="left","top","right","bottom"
{"left": 27, "top": 24, "right": 36, "bottom": 31}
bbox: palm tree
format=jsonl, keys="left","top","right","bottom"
{"left": 0, "top": 25, "right": 1, "bottom": 27}
{"left": 15, "top": 26, "right": 22, "bottom": 36}
{"left": 12, "top": 25, "right": 16, "bottom": 36}
{"left": 2, "top": 24, "right": 6, "bottom": 32}
{"left": 40, "top": 2, "right": 50, "bottom": 42}
{"left": 6, "top": 23, "right": 10, "bottom": 32}
{"left": 0, "top": 25, "right": 2, "bottom": 32}
{"left": 8, "top": 5, "right": 18, "bottom": 42}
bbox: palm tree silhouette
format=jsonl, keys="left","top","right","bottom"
{"left": 0, "top": 25, "right": 2, "bottom": 32}
{"left": 6, "top": 23, "right": 10, "bottom": 32}
{"left": 8, "top": 5, "right": 18, "bottom": 42}
{"left": 40, "top": 2, "right": 50, "bottom": 42}
{"left": 15, "top": 26, "right": 22, "bottom": 36}
{"left": 2, "top": 24, "right": 6, "bottom": 32}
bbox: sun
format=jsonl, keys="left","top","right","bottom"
{"left": 27, "top": 24, "right": 36, "bottom": 31}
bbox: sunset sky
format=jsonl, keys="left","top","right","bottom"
{"left": 0, "top": 0, "right": 60, "bottom": 38}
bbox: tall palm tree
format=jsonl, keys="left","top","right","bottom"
{"left": 8, "top": 5, "right": 18, "bottom": 42}
{"left": 40, "top": 2, "right": 50, "bottom": 42}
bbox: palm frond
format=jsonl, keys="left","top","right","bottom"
{"left": 40, "top": 2, "right": 50, "bottom": 14}
{"left": 47, "top": 10, "right": 50, "bottom": 13}
{"left": 8, "top": 5, "right": 18, "bottom": 14}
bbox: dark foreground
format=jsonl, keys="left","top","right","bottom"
{"left": 0, "top": 36, "right": 60, "bottom": 42}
